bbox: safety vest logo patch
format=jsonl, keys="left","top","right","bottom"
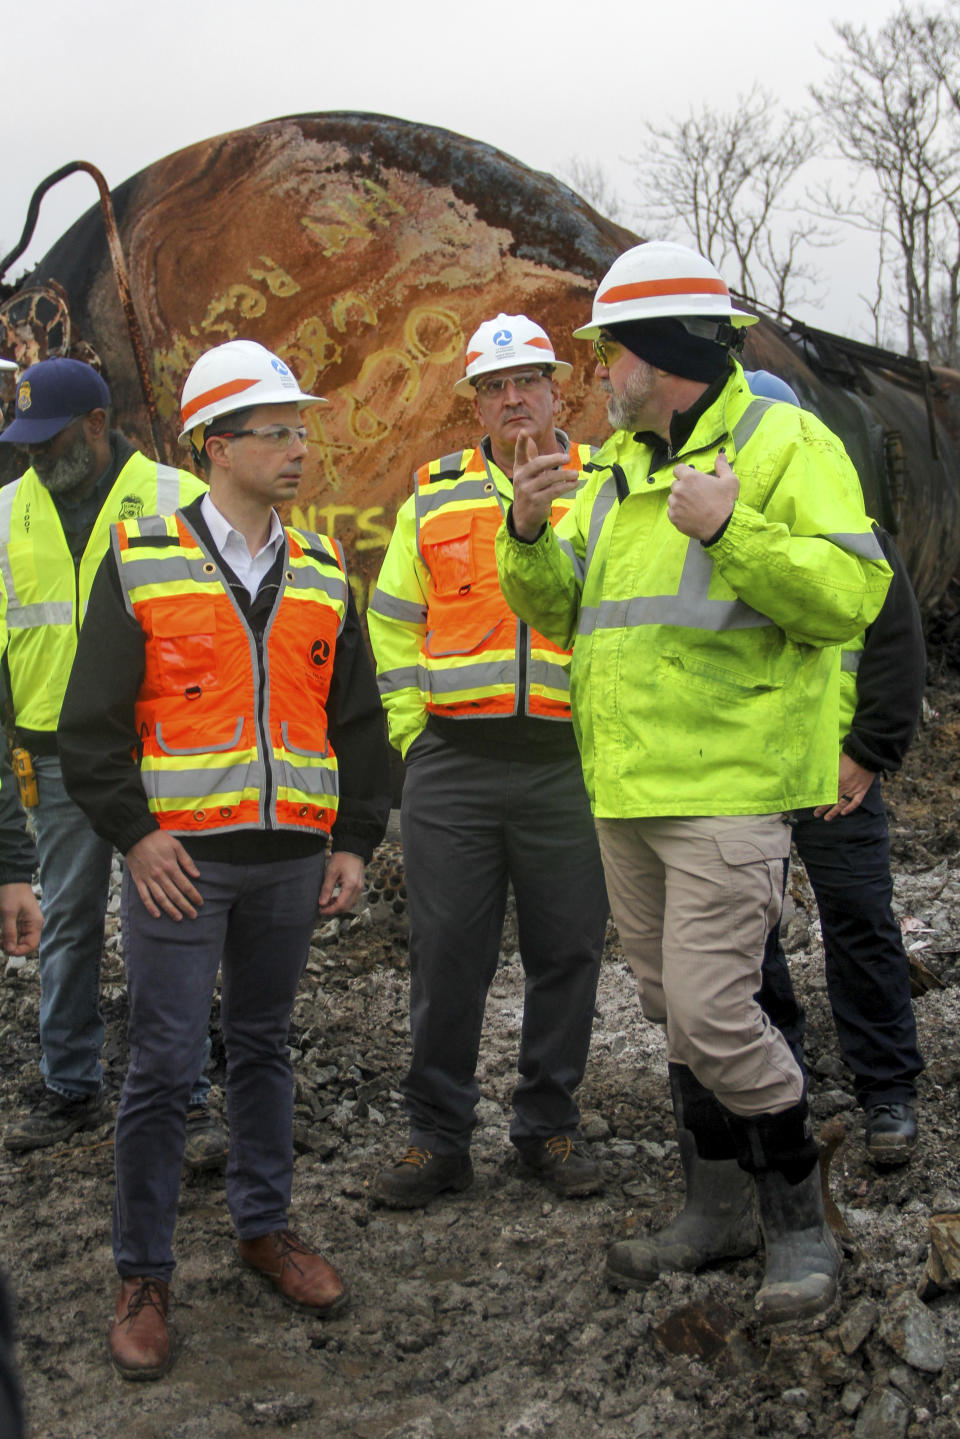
{"left": 17, "top": 382, "right": 31, "bottom": 411}
{"left": 117, "top": 495, "right": 145, "bottom": 520}
{"left": 310, "top": 638, "right": 331, "bottom": 667}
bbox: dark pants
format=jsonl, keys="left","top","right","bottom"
{"left": 400, "top": 731, "right": 608, "bottom": 1153}
{"left": 114, "top": 853, "right": 325, "bottom": 1282}
{"left": 759, "top": 779, "right": 923, "bottom": 1108}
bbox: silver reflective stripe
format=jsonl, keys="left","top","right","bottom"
{"left": 578, "top": 539, "right": 772, "bottom": 635}
{"left": 417, "top": 478, "right": 492, "bottom": 516}
{"left": 841, "top": 650, "right": 861, "bottom": 673}
{"left": 419, "top": 658, "right": 515, "bottom": 694}
{"left": 119, "top": 551, "right": 212, "bottom": 590}
{"left": 825, "top": 530, "right": 886, "bottom": 561}
{"left": 0, "top": 480, "right": 21, "bottom": 606}
{"left": 369, "top": 588, "right": 427, "bottom": 624}
{"left": 285, "top": 564, "right": 347, "bottom": 602}
{"left": 155, "top": 464, "right": 182, "bottom": 514}
{"left": 730, "top": 397, "right": 777, "bottom": 455}
{"left": 528, "top": 656, "right": 571, "bottom": 694}
{"left": 378, "top": 665, "right": 419, "bottom": 695}
{"left": 5, "top": 600, "right": 73, "bottom": 630}
{"left": 278, "top": 759, "right": 338, "bottom": 798}
{"left": 143, "top": 760, "right": 258, "bottom": 801}
{"left": 556, "top": 536, "right": 585, "bottom": 585}
{"left": 132, "top": 514, "right": 173, "bottom": 539}
{"left": 585, "top": 478, "right": 619, "bottom": 572}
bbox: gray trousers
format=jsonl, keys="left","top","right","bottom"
{"left": 400, "top": 730, "right": 608, "bottom": 1153}
{"left": 114, "top": 852, "right": 325, "bottom": 1282}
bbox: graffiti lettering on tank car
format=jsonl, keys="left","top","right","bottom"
{"left": 201, "top": 259, "right": 301, "bottom": 340}
{"left": 299, "top": 180, "right": 406, "bottom": 258}
{"left": 290, "top": 503, "right": 394, "bottom": 553}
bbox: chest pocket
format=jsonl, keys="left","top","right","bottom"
{"left": 421, "top": 512, "right": 476, "bottom": 595}
{"left": 148, "top": 600, "right": 220, "bottom": 694}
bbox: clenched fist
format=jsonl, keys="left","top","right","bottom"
{"left": 668, "top": 450, "right": 740, "bottom": 541}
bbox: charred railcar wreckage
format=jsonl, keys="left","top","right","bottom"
{"left": 2, "top": 111, "right": 959, "bottom": 617}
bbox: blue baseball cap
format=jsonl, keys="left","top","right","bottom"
{"left": 0, "top": 358, "right": 111, "bottom": 445}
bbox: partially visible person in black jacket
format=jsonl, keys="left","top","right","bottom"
{"left": 759, "top": 526, "right": 926, "bottom": 1166}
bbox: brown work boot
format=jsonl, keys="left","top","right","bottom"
{"left": 109, "top": 1277, "right": 171, "bottom": 1381}
{"left": 237, "top": 1230, "right": 347, "bottom": 1315}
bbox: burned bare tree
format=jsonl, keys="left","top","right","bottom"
{"left": 812, "top": 3, "right": 960, "bottom": 365}
{"left": 628, "top": 86, "right": 826, "bottom": 319}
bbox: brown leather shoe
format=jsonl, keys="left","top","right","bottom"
{"left": 237, "top": 1230, "right": 347, "bottom": 1315}
{"left": 109, "top": 1277, "right": 171, "bottom": 1381}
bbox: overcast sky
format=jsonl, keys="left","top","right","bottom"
{"left": 3, "top": 0, "right": 888, "bottom": 342}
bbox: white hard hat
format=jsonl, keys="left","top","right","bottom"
{"left": 0, "top": 358, "right": 17, "bottom": 372}
{"left": 178, "top": 339, "right": 327, "bottom": 447}
{"left": 453, "top": 314, "right": 572, "bottom": 398}
{"left": 573, "top": 242, "right": 758, "bottom": 339}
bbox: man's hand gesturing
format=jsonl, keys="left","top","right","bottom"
{"left": 510, "top": 432, "right": 581, "bottom": 541}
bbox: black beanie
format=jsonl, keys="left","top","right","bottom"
{"left": 606, "top": 318, "right": 733, "bottom": 383}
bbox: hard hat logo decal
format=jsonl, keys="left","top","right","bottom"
{"left": 492, "top": 330, "right": 513, "bottom": 347}
{"left": 17, "top": 382, "right": 31, "bottom": 412}
{"left": 270, "top": 359, "right": 292, "bottom": 377}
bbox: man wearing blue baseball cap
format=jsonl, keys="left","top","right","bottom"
{"left": 0, "top": 358, "right": 225, "bottom": 1163}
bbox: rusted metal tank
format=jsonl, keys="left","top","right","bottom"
{"left": 2, "top": 112, "right": 959, "bottom": 612}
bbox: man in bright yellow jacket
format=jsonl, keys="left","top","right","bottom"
{"left": 0, "top": 358, "right": 223, "bottom": 1161}
{"left": 368, "top": 315, "right": 609, "bottom": 1206}
{"left": 497, "top": 243, "right": 893, "bottom": 1325}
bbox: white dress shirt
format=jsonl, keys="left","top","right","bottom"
{"left": 201, "top": 494, "right": 285, "bottom": 601}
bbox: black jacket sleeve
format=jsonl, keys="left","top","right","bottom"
{"left": 327, "top": 588, "right": 391, "bottom": 862}
{"left": 842, "top": 528, "right": 926, "bottom": 774}
{"left": 58, "top": 551, "right": 157, "bottom": 854}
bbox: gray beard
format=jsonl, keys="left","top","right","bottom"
{"left": 33, "top": 435, "right": 99, "bottom": 496}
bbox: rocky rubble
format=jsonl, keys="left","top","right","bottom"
{"left": 1, "top": 685, "right": 959, "bottom": 1438}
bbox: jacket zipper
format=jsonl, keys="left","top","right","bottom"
{"left": 253, "top": 630, "right": 273, "bottom": 829}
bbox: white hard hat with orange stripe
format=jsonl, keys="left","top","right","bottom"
{"left": 178, "top": 339, "right": 327, "bottom": 452}
{"left": 573, "top": 242, "right": 758, "bottom": 339}
{"left": 453, "top": 314, "right": 572, "bottom": 398}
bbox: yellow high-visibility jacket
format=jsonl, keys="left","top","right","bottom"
{"left": 496, "top": 364, "right": 893, "bottom": 817}
{"left": 0, "top": 451, "right": 205, "bottom": 734}
{"left": 369, "top": 434, "right": 594, "bottom": 757}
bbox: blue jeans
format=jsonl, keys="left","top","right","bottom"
{"left": 31, "top": 755, "right": 210, "bottom": 1106}
{"left": 113, "top": 853, "right": 326, "bottom": 1281}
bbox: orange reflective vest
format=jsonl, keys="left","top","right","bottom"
{"left": 369, "top": 438, "right": 594, "bottom": 740}
{"left": 112, "top": 511, "right": 348, "bottom": 837}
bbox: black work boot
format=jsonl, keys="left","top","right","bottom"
{"left": 726, "top": 1100, "right": 840, "bottom": 1325}
{"left": 865, "top": 1101, "right": 917, "bottom": 1167}
{"left": 606, "top": 1065, "right": 758, "bottom": 1289}
{"left": 374, "top": 1146, "right": 473, "bottom": 1209}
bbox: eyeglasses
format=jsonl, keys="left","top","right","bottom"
{"left": 217, "top": 425, "right": 308, "bottom": 449}
{"left": 593, "top": 336, "right": 619, "bottom": 368}
{"left": 474, "top": 370, "right": 550, "bottom": 398}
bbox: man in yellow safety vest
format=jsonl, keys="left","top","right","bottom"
{"left": 0, "top": 358, "right": 224, "bottom": 1164}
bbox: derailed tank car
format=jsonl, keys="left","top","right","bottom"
{"left": 2, "top": 112, "right": 958, "bottom": 612}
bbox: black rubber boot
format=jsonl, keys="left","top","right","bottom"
{"left": 725, "top": 1100, "right": 840, "bottom": 1324}
{"left": 606, "top": 1066, "right": 758, "bottom": 1289}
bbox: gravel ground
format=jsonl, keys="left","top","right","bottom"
{"left": 2, "top": 682, "right": 960, "bottom": 1439}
